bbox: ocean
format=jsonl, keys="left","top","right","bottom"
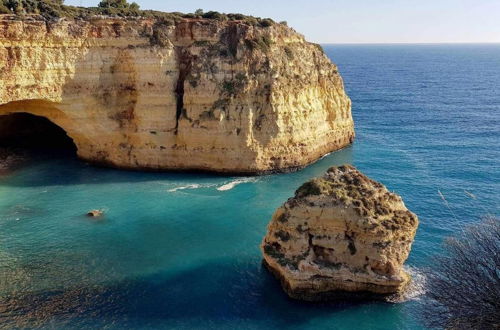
{"left": 1, "top": 44, "right": 499, "bottom": 329}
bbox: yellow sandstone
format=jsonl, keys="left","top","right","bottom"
{"left": 0, "top": 16, "right": 354, "bottom": 173}
{"left": 262, "top": 165, "right": 419, "bottom": 300}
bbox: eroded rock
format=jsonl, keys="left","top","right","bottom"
{"left": 261, "top": 165, "right": 419, "bottom": 301}
{"left": 0, "top": 16, "right": 354, "bottom": 174}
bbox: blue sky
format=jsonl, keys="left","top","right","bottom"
{"left": 66, "top": 0, "right": 500, "bottom": 43}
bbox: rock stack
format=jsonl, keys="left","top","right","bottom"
{"left": 261, "top": 165, "right": 419, "bottom": 301}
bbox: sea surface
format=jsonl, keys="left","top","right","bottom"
{"left": 1, "top": 44, "right": 499, "bottom": 329}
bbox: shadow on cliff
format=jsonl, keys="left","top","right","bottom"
{"left": 0, "top": 256, "right": 394, "bottom": 328}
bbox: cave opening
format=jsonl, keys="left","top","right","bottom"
{"left": 0, "top": 112, "right": 77, "bottom": 158}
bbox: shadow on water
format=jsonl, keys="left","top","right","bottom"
{"left": 0, "top": 112, "right": 78, "bottom": 178}
{"left": 0, "top": 146, "right": 355, "bottom": 188}
{"left": 0, "top": 258, "right": 386, "bottom": 329}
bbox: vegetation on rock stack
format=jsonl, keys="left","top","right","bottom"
{"left": 261, "top": 165, "right": 419, "bottom": 301}
{"left": 0, "top": 0, "right": 277, "bottom": 26}
{"left": 0, "top": 1, "right": 9, "bottom": 13}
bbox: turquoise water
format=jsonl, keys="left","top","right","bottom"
{"left": 1, "top": 44, "right": 499, "bottom": 329}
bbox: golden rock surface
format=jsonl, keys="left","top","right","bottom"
{"left": 262, "top": 165, "right": 419, "bottom": 300}
{"left": 0, "top": 16, "right": 354, "bottom": 173}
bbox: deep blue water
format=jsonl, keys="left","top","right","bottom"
{"left": 1, "top": 44, "right": 499, "bottom": 329}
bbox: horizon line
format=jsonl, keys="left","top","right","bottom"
{"left": 318, "top": 41, "right": 500, "bottom": 45}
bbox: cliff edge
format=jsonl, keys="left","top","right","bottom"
{"left": 0, "top": 14, "right": 354, "bottom": 173}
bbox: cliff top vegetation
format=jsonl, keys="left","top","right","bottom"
{"left": 0, "top": 0, "right": 277, "bottom": 27}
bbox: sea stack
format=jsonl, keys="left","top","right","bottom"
{"left": 261, "top": 165, "right": 419, "bottom": 301}
{"left": 0, "top": 15, "right": 354, "bottom": 174}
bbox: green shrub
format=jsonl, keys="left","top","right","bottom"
{"left": 1, "top": 0, "right": 67, "bottom": 18}
{"left": 98, "top": 0, "right": 139, "bottom": 9}
{"left": 222, "top": 81, "right": 236, "bottom": 95}
{"left": 258, "top": 35, "right": 272, "bottom": 52}
{"left": 295, "top": 178, "right": 336, "bottom": 198}
{"left": 99, "top": 0, "right": 125, "bottom": 8}
{"left": 221, "top": 73, "right": 247, "bottom": 96}
{"left": 202, "top": 11, "right": 226, "bottom": 21}
{"left": 0, "top": 1, "right": 11, "bottom": 14}
{"left": 259, "top": 18, "right": 273, "bottom": 27}
{"left": 193, "top": 40, "right": 211, "bottom": 47}
{"left": 97, "top": 0, "right": 140, "bottom": 16}
{"left": 245, "top": 35, "right": 273, "bottom": 53}
{"left": 2, "top": 0, "right": 278, "bottom": 27}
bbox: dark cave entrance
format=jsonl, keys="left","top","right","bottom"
{"left": 0, "top": 112, "right": 77, "bottom": 159}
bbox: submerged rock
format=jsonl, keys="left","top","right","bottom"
{"left": 87, "top": 210, "right": 104, "bottom": 218}
{"left": 261, "top": 165, "right": 419, "bottom": 301}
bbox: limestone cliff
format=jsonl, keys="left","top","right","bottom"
{"left": 0, "top": 15, "right": 354, "bottom": 173}
{"left": 261, "top": 165, "right": 418, "bottom": 300}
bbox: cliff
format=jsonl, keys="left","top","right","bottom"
{"left": 261, "top": 165, "right": 419, "bottom": 300}
{"left": 0, "top": 14, "right": 354, "bottom": 173}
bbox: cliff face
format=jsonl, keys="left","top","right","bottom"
{"left": 0, "top": 15, "right": 354, "bottom": 173}
{"left": 261, "top": 165, "right": 419, "bottom": 300}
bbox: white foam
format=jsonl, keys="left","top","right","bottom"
{"left": 167, "top": 184, "right": 202, "bottom": 192}
{"left": 166, "top": 178, "right": 257, "bottom": 193}
{"left": 319, "top": 151, "right": 333, "bottom": 160}
{"left": 387, "top": 266, "right": 427, "bottom": 303}
{"left": 217, "top": 178, "right": 256, "bottom": 191}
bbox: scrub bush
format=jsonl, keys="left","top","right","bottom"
{"left": 422, "top": 217, "right": 500, "bottom": 329}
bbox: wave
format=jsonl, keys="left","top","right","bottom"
{"left": 387, "top": 266, "right": 427, "bottom": 303}
{"left": 167, "top": 184, "right": 202, "bottom": 192}
{"left": 217, "top": 178, "right": 257, "bottom": 191}
{"left": 166, "top": 178, "right": 257, "bottom": 193}
{"left": 319, "top": 151, "right": 333, "bottom": 160}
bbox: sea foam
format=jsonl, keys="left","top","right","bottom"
{"left": 217, "top": 178, "right": 256, "bottom": 191}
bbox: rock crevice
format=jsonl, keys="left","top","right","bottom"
{"left": 174, "top": 47, "right": 194, "bottom": 135}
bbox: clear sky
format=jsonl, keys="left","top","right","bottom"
{"left": 65, "top": 0, "right": 500, "bottom": 44}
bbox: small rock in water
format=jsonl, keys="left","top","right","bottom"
{"left": 87, "top": 210, "right": 104, "bottom": 218}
